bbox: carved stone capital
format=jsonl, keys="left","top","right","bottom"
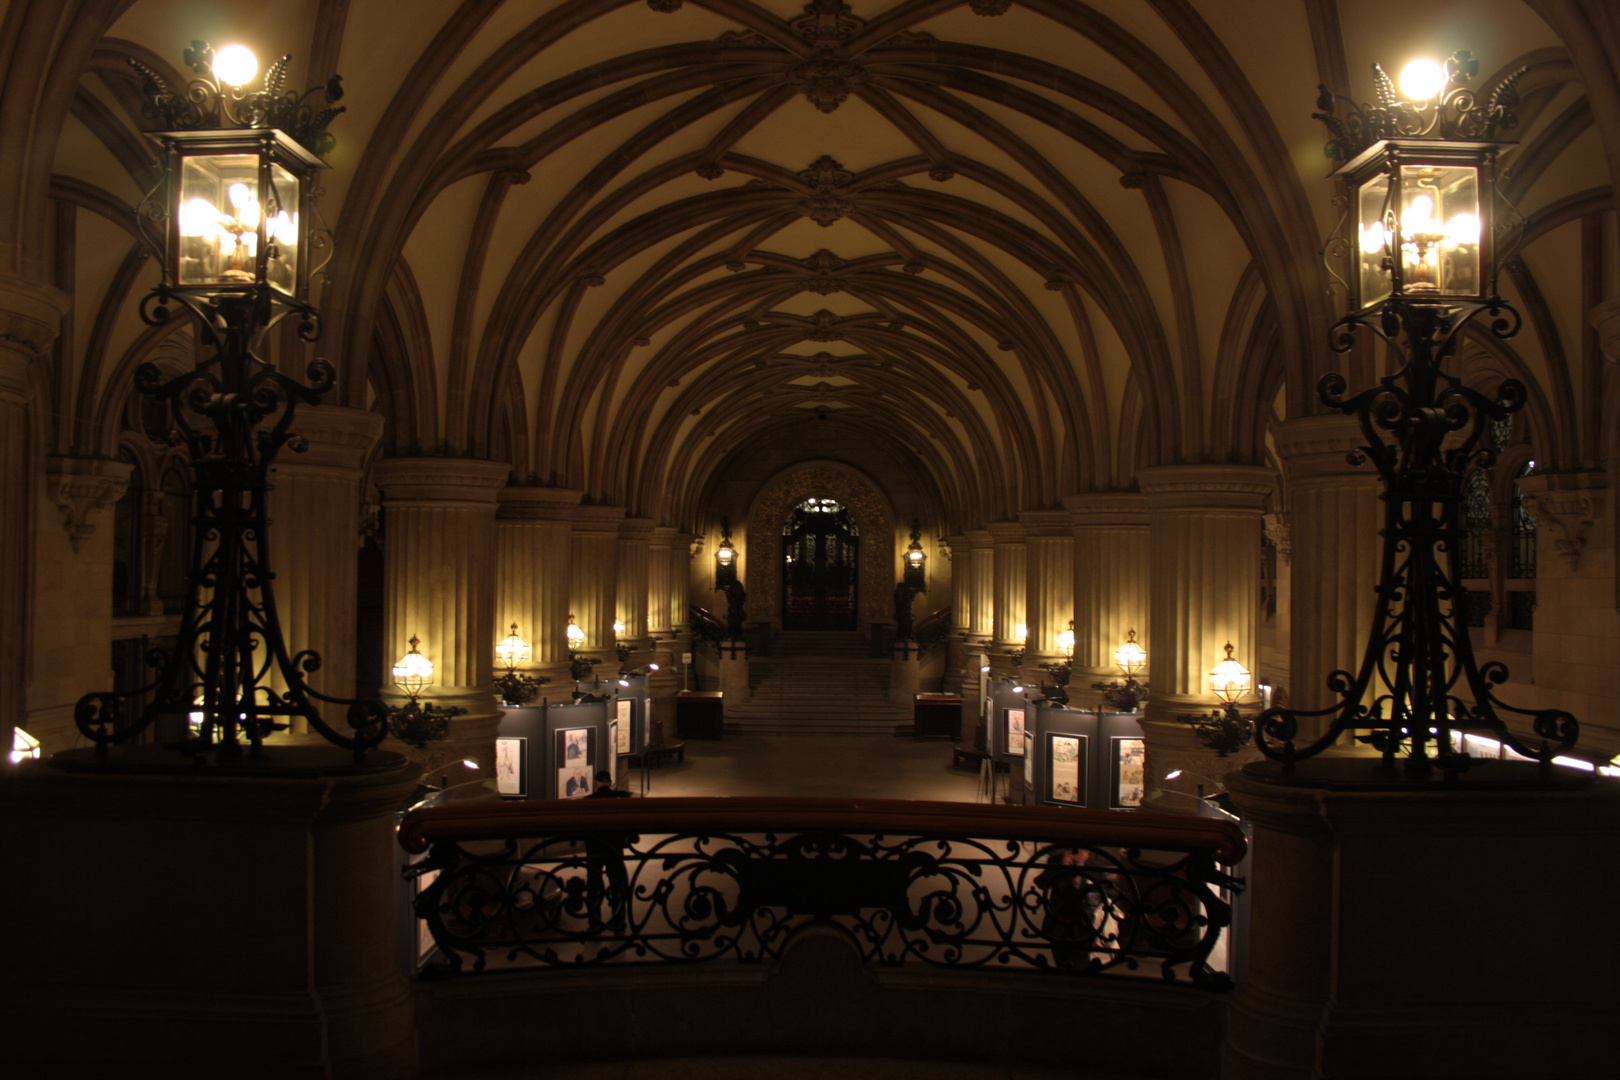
{"left": 1589, "top": 298, "right": 1620, "bottom": 364}
{"left": 571, "top": 503, "right": 628, "bottom": 536}
{"left": 1270, "top": 413, "right": 1379, "bottom": 485}
{"left": 1138, "top": 464, "right": 1273, "bottom": 512}
{"left": 0, "top": 273, "right": 70, "bottom": 400}
{"left": 1063, "top": 490, "right": 1148, "bottom": 527}
{"left": 495, "top": 486, "right": 582, "bottom": 522}
{"left": 1263, "top": 513, "right": 1292, "bottom": 565}
{"left": 372, "top": 457, "right": 511, "bottom": 505}
{"left": 47, "top": 455, "right": 132, "bottom": 553}
{"left": 1017, "top": 508, "right": 1072, "bottom": 537}
{"left": 1517, "top": 473, "right": 1605, "bottom": 572}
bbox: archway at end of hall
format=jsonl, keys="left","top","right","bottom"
{"left": 745, "top": 463, "right": 895, "bottom": 631}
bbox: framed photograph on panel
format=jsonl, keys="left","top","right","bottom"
{"left": 1022, "top": 730, "right": 1034, "bottom": 775}
{"left": 559, "top": 726, "right": 591, "bottom": 768}
{"left": 558, "top": 766, "right": 592, "bottom": 798}
{"left": 616, "top": 698, "right": 633, "bottom": 754}
{"left": 1111, "top": 736, "right": 1146, "bottom": 809}
{"left": 1004, "top": 707, "right": 1026, "bottom": 755}
{"left": 1047, "top": 732, "right": 1087, "bottom": 805}
{"left": 494, "top": 736, "right": 527, "bottom": 798}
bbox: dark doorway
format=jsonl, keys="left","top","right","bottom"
{"left": 782, "top": 498, "right": 859, "bottom": 630}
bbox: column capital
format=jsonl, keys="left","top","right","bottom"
{"left": 966, "top": 528, "right": 995, "bottom": 550}
{"left": 1063, "top": 490, "right": 1148, "bottom": 525}
{"left": 1269, "top": 414, "right": 1375, "bottom": 483}
{"left": 373, "top": 457, "right": 510, "bottom": 504}
{"left": 496, "top": 485, "right": 582, "bottom": 521}
{"left": 1017, "top": 508, "right": 1072, "bottom": 537}
{"left": 986, "top": 519, "right": 1026, "bottom": 541}
{"left": 1517, "top": 471, "right": 1606, "bottom": 571}
{"left": 619, "top": 515, "right": 657, "bottom": 538}
{"left": 270, "top": 405, "right": 384, "bottom": 478}
{"left": 1139, "top": 463, "right": 1273, "bottom": 511}
{"left": 649, "top": 525, "right": 679, "bottom": 547}
{"left": 47, "top": 454, "right": 131, "bottom": 554}
{"left": 0, "top": 272, "right": 69, "bottom": 397}
{"left": 572, "top": 503, "right": 627, "bottom": 534}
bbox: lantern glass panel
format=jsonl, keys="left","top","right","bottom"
{"left": 1398, "top": 164, "right": 1480, "bottom": 297}
{"left": 266, "top": 162, "right": 300, "bottom": 296}
{"left": 1357, "top": 173, "right": 1393, "bottom": 308}
{"left": 178, "top": 154, "right": 261, "bottom": 287}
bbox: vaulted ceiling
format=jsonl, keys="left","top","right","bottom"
{"left": 23, "top": 0, "right": 1616, "bottom": 532}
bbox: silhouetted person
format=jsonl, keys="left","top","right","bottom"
{"left": 893, "top": 580, "right": 919, "bottom": 640}
{"left": 585, "top": 770, "right": 632, "bottom": 930}
{"left": 723, "top": 579, "right": 747, "bottom": 639}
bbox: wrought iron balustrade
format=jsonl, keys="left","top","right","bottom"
{"left": 399, "top": 797, "right": 1244, "bottom": 990}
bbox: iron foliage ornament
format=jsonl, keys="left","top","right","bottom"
{"left": 1312, "top": 51, "right": 1525, "bottom": 164}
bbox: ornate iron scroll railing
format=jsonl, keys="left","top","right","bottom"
{"left": 398, "top": 797, "right": 1245, "bottom": 990}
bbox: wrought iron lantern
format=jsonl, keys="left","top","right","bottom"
{"left": 1209, "top": 643, "right": 1252, "bottom": 706}
{"left": 493, "top": 623, "right": 547, "bottom": 707}
{"left": 903, "top": 519, "right": 927, "bottom": 591}
{"left": 1039, "top": 620, "right": 1077, "bottom": 707}
{"left": 387, "top": 636, "right": 463, "bottom": 749}
{"left": 392, "top": 636, "right": 435, "bottom": 701}
{"left": 566, "top": 614, "right": 586, "bottom": 649}
{"left": 1114, "top": 629, "right": 1146, "bottom": 678}
{"left": 1056, "top": 621, "right": 1076, "bottom": 660}
{"left": 1094, "top": 629, "right": 1148, "bottom": 713}
{"left": 1254, "top": 51, "right": 1581, "bottom": 778}
{"left": 1179, "top": 643, "right": 1255, "bottom": 758}
{"left": 714, "top": 517, "right": 737, "bottom": 589}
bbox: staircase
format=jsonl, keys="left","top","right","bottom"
{"left": 724, "top": 631, "right": 912, "bottom": 734}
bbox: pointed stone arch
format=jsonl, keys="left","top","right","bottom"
{"left": 745, "top": 461, "right": 895, "bottom": 627}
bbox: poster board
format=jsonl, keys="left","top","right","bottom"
{"left": 1003, "top": 707, "right": 1026, "bottom": 756}
{"left": 1046, "top": 731, "right": 1088, "bottom": 805}
{"left": 557, "top": 726, "right": 593, "bottom": 798}
{"left": 615, "top": 699, "right": 633, "bottom": 755}
{"left": 1110, "top": 736, "right": 1146, "bottom": 809}
{"left": 495, "top": 736, "right": 527, "bottom": 798}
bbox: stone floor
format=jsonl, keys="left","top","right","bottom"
{"left": 630, "top": 732, "right": 995, "bottom": 802}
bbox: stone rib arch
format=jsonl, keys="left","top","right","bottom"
{"left": 745, "top": 461, "right": 896, "bottom": 627}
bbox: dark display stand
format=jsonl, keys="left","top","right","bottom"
{"left": 913, "top": 693, "right": 961, "bottom": 740}
{"left": 496, "top": 701, "right": 611, "bottom": 799}
{"left": 1026, "top": 706, "right": 1145, "bottom": 810}
{"left": 677, "top": 690, "right": 724, "bottom": 739}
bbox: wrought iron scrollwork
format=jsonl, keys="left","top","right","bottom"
{"left": 403, "top": 810, "right": 1242, "bottom": 990}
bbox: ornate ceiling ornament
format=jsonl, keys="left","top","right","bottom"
{"left": 803, "top": 249, "right": 848, "bottom": 293}
{"left": 797, "top": 155, "right": 856, "bottom": 225}
{"left": 787, "top": 56, "right": 868, "bottom": 114}
{"left": 804, "top": 309, "right": 845, "bottom": 342}
{"left": 970, "top": 0, "right": 1014, "bottom": 14}
{"left": 790, "top": 0, "right": 864, "bottom": 47}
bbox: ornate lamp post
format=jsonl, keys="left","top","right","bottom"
{"left": 493, "top": 623, "right": 547, "bottom": 706}
{"left": 72, "top": 42, "right": 388, "bottom": 765}
{"left": 1255, "top": 52, "right": 1580, "bottom": 778}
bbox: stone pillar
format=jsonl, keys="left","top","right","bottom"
{"left": 988, "top": 521, "right": 1027, "bottom": 659}
{"left": 26, "top": 455, "right": 130, "bottom": 751}
{"left": 616, "top": 516, "right": 655, "bottom": 660}
{"left": 1223, "top": 769, "right": 1620, "bottom": 1079}
{"left": 0, "top": 274, "right": 67, "bottom": 762}
{"left": 495, "top": 486, "right": 581, "bottom": 690}
{"left": 1518, "top": 472, "right": 1617, "bottom": 728}
{"left": 1067, "top": 492, "right": 1151, "bottom": 689}
{"left": 3, "top": 757, "right": 423, "bottom": 1078}
{"left": 1020, "top": 509, "right": 1074, "bottom": 672}
{"left": 1139, "top": 465, "right": 1271, "bottom": 805}
{"left": 265, "top": 406, "right": 384, "bottom": 735}
{"left": 373, "top": 457, "right": 510, "bottom": 771}
{"left": 646, "top": 526, "right": 680, "bottom": 745}
{"left": 570, "top": 504, "right": 625, "bottom": 672}
{"left": 967, "top": 530, "right": 995, "bottom": 640}
{"left": 1272, "top": 415, "right": 1381, "bottom": 733}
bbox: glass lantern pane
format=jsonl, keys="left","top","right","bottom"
{"left": 177, "top": 155, "right": 261, "bottom": 287}
{"left": 1357, "top": 174, "right": 1392, "bottom": 307}
{"left": 1399, "top": 164, "right": 1480, "bottom": 297}
{"left": 266, "top": 163, "right": 300, "bottom": 295}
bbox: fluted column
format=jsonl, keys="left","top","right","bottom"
{"left": 1139, "top": 465, "right": 1272, "bottom": 805}
{"left": 1273, "top": 415, "right": 1381, "bottom": 733}
{"left": 988, "top": 521, "right": 1027, "bottom": 661}
{"left": 946, "top": 534, "right": 972, "bottom": 636}
{"left": 648, "top": 526, "right": 677, "bottom": 639}
{"left": 1067, "top": 492, "right": 1151, "bottom": 690}
{"left": 265, "top": 406, "right": 384, "bottom": 734}
{"left": 495, "top": 486, "right": 581, "bottom": 689}
{"left": 967, "top": 530, "right": 995, "bottom": 641}
{"left": 0, "top": 274, "right": 67, "bottom": 760}
{"left": 571, "top": 504, "right": 625, "bottom": 667}
{"left": 373, "top": 457, "right": 510, "bottom": 770}
{"left": 1020, "top": 510, "right": 1074, "bottom": 672}
{"left": 616, "top": 516, "right": 655, "bottom": 660}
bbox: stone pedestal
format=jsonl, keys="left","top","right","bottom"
{"left": 1223, "top": 767, "right": 1620, "bottom": 1079}
{"left": 1272, "top": 416, "right": 1380, "bottom": 732}
{"left": 889, "top": 642, "right": 922, "bottom": 709}
{"left": 0, "top": 755, "right": 423, "bottom": 1079}
{"left": 1067, "top": 492, "right": 1150, "bottom": 696}
{"left": 266, "top": 407, "right": 385, "bottom": 734}
{"left": 717, "top": 641, "right": 750, "bottom": 706}
{"left": 1140, "top": 465, "right": 1271, "bottom": 726}
{"left": 373, "top": 458, "right": 510, "bottom": 771}
{"left": 571, "top": 505, "right": 625, "bottom": 662}
{"left": 495, "top": 486, "right": 581, "bottom": 689}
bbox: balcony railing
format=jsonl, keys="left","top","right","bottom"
{"left": 399, "top": 796, "right": 1245, "bottom": 990}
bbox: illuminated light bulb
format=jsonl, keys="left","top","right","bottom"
{"left": 1012, "top": 684, "right": 1024, "bottom": 694}
{"left": 1398, "top": 58, "right": 1446, "bottom": 102}
{"left": 1015, "top": 623, "right": 1028, "bottom": 642}
{"left": 462, "top": 759, "right": 479, "bottom": 770}
{"left": 613, "top": 620, "right": 625, "bottom": 636}
{"left": 649, "top": 663, "right": 660, "bottom": 671}
{"left": 618, "top": 678, "right": 630, "bottom": 687}
{"left": 180, "top": 197, "right": 222, "bottom": 238}
{"left": 213, "top": 44, "right": 259, "bottom": 88}
{"left": 979, "top": 665, "right": 991, "bottom": 674}
{"left": 1165, "top": 769, "right": 1184, "bottom": 781}
{"left": 272, "top": 210, "right": 297, "bottom": 245}
{"left": 1359, "top": 220, "right": 1390, "bottom": 255}
{"left": 1405, "top": 194, "right": 1436, "bottom": 233}
{"left": 1444, "top": 212, "right": 1480, "bottom": 245}
{"left": 1056, "top": 627, "right": 1075, "bottom": 657}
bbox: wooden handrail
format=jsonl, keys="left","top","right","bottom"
{"left": 398, "top": 795, "right": 1246, "bottom": 863}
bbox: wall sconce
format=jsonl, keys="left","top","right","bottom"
{"left": 566, "top": 613, "right": 586, "bottom": 648}
{"left": 392, "top": 635, "right": 434, "bottom": 701}
{"left": 388, "top": 635, "right": 463, "bottom": 748}
{"left": 1178, "top": 642, "right": 1254, "bottom": 757}
{"left": 1093, "top": 629, "right": 1148, "bottom": 713}
{"left": 1038, "top": 620, "right": 1077, "bottom": 706}
{"left": 493, "top": 622, "right": 548, "bottom": 707}
{"left": 10, "top": 727, "right": 42, "bottom": 765}
{"left": 715, "top": 516, "right": 737, "bottom": 589}
{"left": 565, "top": 615, "right": 599, "bottom": 681}
{"left": 903, "top": 518, "right": 927, "bottom": 591}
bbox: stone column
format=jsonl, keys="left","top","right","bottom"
{"left": 1020, "top": 509, "right": 1074, "bottom": 673}
{"left": 1067, "top": 492, "right": 1151, "bottom": 691}
{"left": 646, "top": 527, "right": 680, "bottom": 746}
{"left": 1223, "top": 769, "right": 1620, "bottom": 1080}
{"left": 1139, "top": 465, "right": 1271, "bottom": 805}
{"left": 988, "top": 521, "right": 1027, "bottom": 662}
{"left": 0, "top": 274, "right": 67, "bottom": 762}
{"left": 373, "top": 457, "right": 510, "bottom": 771}
{"left": 1272, "top": 415, "right": 1381, "bottom": 734}
{"left": 571, "top": 504, "right": 625, "bottom": 677}
{"left": 495, "top": 486, "right": 581, "bottom": 690}
{"left": 265, "top": 406, "right": 384, "bottom": 735}
{"left": 26, "top": 455, "right": 130, "bottom": 751}
{"left": 616, "top": 516, "right": 655, "bottom": 661}
{"left": 967, "top": 530, "right": 995, "bottom": 641}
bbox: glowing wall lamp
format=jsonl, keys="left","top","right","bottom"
{"left": 494, "top": 623, "right": 547, "bottom": 707}
{"left": 1094, "top": 629, "right": 1148, "bottom": 713}
{"left": 714, "top": 517, "right": 737, "bottom": 590}
{"left": 903, "top": 519, "right": 927, "bottom": 591}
